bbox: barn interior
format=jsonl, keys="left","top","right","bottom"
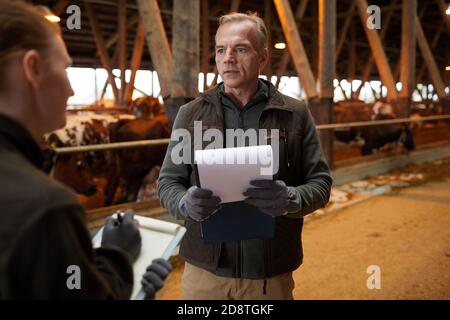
{"left": 7, "top": 0, "right": 448, "bottom": 301}
{"left": 28, "top": 0, "right": 449, "bottom": 209}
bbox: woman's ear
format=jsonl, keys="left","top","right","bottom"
{"left": 22, "top": 50, "right": 42, "bottom": 89}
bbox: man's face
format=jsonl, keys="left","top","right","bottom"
{"left": 215, "top": 21, "right": 268, "bottom": 92}
{"left": 35, "top": 35, "right": 74, "bottom": 132}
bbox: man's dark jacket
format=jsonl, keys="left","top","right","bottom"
{"left": 158, "top": 80, "right": 332, "bottom": 278}
{"left": 0, "top": 115, "right": 133, "bottom": 299}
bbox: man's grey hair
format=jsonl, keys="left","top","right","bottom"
{"left": 217, "top": 12, "right": 268, "bottom": 51}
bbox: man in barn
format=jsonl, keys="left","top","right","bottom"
{"left": 0, "top": 1, "right": 170, "bottom": 299}
{"left": 158, "top": 12, "right": 332, "bottom": 299}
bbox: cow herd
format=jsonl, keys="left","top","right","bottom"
{"left": 334, "top": 100, "right": 416, "bottom": 155}
{"left": 43, "top": 97, "right": 169, "bottom": 208}
{"left": 45, "top": 97, "right": 424, "bottom": 209}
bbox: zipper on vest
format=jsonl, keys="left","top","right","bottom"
{"left": 282, "top": 129, "right": 291, "bottom": 168}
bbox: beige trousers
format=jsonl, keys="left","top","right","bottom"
{"left": 181, "top": 262, "right": 295, "bottom": 300}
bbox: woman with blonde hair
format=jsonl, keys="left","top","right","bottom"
{"left": 0, "top": 0, "right": 170, "bottom": 299}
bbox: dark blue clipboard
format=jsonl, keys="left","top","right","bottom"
{"left": 194, "top": 164, "right": 275, "bottom": 244}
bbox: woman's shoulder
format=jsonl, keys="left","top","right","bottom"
{"left": 0, "top": 149, "right": 80, "bottom": 210}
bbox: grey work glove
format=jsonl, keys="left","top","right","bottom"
{"left": 243, "top": 179, "right": 301, "bottom": 217}
{"left": 141, "top": 258, "right": 173, "bottom": 300}
{"left": 101, "top": 209, "right": 142, "bottom": 261}
{"left": 180, "top": 186, "right": 222, "bottom": 221}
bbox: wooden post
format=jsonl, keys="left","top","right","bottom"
{"left": 275, "top": 0, "right": 308, "bottom": 88}
{"left": 136, "top": 0, "right": 173, "bottom": 98}
{"left": 317, "top": 0, "right": 335, "bottom": 168}
{"left": 230, "top": 0, "right": 240, "bottom": 12}
{"left": 354, "top": 7, "right": 395, "bottom": 97}
{"left": 348, "top": 21, "right": 356, "bottom": 98}
{"left": 416, "top": 15, "right": 446, "bottom": 99}
{"left": 318, "top": 0, "right": 336, "bottom": 100}
{"left": 336, "top": 1, "right": 355, "bottom": 58}
{"left": 417, "top": 21, "right": 444, "bottom": 84}
{"left": 100, "top": 46, "right": 120, "bottom": 101}
{"left": 264, "top": 0, "right": 273, "bottom": 79}
{"left": 400, "top": 0, "right": 417, "bottom": 98}
{"left": 355, "top": 0, "right": 398, "bottom": 100}
{"left": 170, "top": 0, "right": 200, "bottom": 98}
{"left": 274, "top": 0, "right": 317, "bottom": 99}
{"left": 118, "top": 0, "right": 127, "bottom": 105}
{"left": 164, "top": 1, "right": 200, "bottom": 128}
{"left": 336, "top": 1, "right": 359, "bottom": 100}
{"left": 85, "top": 3, "right": 119, "bottom": 101}
{"left": 125, "top": 22, "right": 146, "bottom": 104}
{"left": 394, "top": 0, "right": 430, "bottom": 85}
{"left": 393, "top": 0, "right": 429, "bottom": 84}
{"left": 394, "top": 0, "right": 417, "bottom": 117}
{"left": 201, "top": 0, "right": 210, "bottom": 91}
{"left": 311, "top": 0, "right": 318, "bottom": 79}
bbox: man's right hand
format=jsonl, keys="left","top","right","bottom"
{"left": 101, "top": 209, "right": 142, "bottom": 261}
{"left": 181, "top": 186, "right": 221, "bottom": 221}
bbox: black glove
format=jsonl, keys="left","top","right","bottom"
{"left": 180, "top": 186, "right": 222, "bottom": 221}
{"left": 141, "top": 258, "right": 173, "bottom": 300}
{"left": 243, "top": 179, "right": 301, "bottom": 217}
{"left": 101, "top": 209, "right": 142, "bottom": 261}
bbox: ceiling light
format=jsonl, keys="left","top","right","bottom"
{"left": 45, "top": 14, "right": 61, "bottom": 23}
{"left": 274, "top": 42, "right": 286, "bottom": 50}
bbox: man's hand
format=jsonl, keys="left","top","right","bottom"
{"left": 101, "top": 209, "right": 142, "bottom": 261}
{"left": 243, "top": 179, "right": 301, "bottom": 217}
{"left": 181, "top": 186, "right": 222, "bottom": 221}
{"left": 141, "top": 258, "right": 173, "bottom": 300}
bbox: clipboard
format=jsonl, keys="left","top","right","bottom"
{"left": 193, "top": 146, "right": 276, "bottom": 244}
{"left": 194, "top": 145, "right": 274, "bottom": 203}
{"left": 200, "top": 201, "right": 275, "bottom": 244}
{"left": 92, "top": 215, "right": 186, "bottom": 300}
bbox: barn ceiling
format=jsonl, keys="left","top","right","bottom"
{"left": 29, "top": 0, "right": 449, "bottom": 83}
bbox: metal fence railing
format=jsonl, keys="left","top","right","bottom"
{"left": 315, "top": 114, "right": 450, "bottom": 131}
{"left": 53, "top": 114, "right": 450, "bottom": 155}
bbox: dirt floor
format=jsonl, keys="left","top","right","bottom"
{"left": 293, "top": 177, "right": 450, "bottom": 299}
{"left": 157, "top": 160, "right": 450, "bottom": 300}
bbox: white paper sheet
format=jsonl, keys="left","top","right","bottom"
{"left": 194, "top": 145, "right": 274, "bottom": 203}
{"left": 92, "top": 215, "right": 186, "bottom": 299}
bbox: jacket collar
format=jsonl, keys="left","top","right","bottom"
{"left": 201, "top": 78, "right": 294, "bottom": 113}
{"left": 0, "top": 113, "right": 45, "bottom": 169}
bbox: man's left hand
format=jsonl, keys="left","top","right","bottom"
{"left": 243, "top": 179, "right": 301, "bottom": 217}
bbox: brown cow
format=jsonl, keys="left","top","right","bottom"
{"left": 334, "top": 101, "right": 415, "bottom": 155}
{"left": 104, "top": 115, "right": 170, "bottom": 205}
{"left": 45, "top": 114, "right": 134, "bottom": 197}
{"left": 128, "top": 96, "right": 165, "bottom": 119}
